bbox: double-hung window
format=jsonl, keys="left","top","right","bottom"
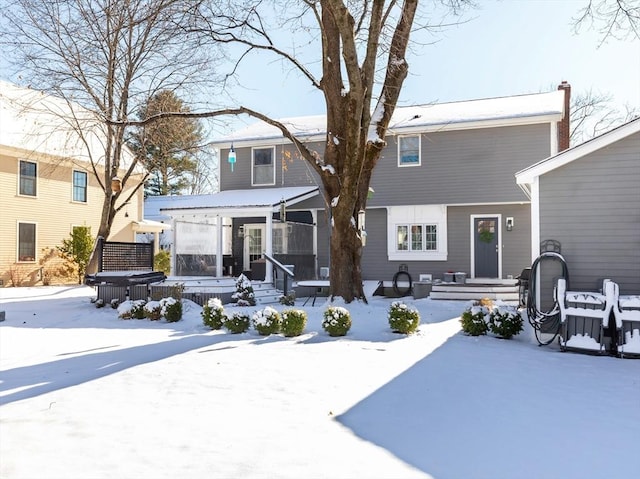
{"left": 396, "top": 224, "right": 438, "bottom": 252}
{"left": 19, "top": 160, "right": 37, "bottom": 196}
{"left": 73, "top": 170, "right": 88, "bottom": 203}
{"left": 398, "top": 135, "right": 421, "bottom": 167}
{"left": 252, "top": 147, "right": 275, "bottom": 186}
{"left": 18, "top": 222, "right": 36, "bottom": 262}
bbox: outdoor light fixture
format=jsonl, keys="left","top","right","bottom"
{"left": 237, "top": 225, "right": 244, "bottom": 238}
{"left": 506, "top": 217, "right": 514, "bottom": 231}
{"left": 228, "top": 144, "right": 236, "bottom": 172}
{"left": 358, "top": 208, "right": 367, "bottom": 246}
{"left": 111, "top": 177, "right": 121, "bottom": 195}
{"left": 279, "top": 198, "right": 287, "bottom": 223}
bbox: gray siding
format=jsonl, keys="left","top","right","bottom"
{"left": 368, "top": 124, "right": 550, "bottom": 206}
{"left": 539, "top": 131, "right": 640, "bottom": 294}
{"left": 361, "top": 204, "right": 531, "bottom": 282}
{"left": 220, "top": 142, "right": 324, "bottom": 191}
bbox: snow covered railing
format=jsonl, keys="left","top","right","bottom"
{"left": 557, "top": 278, "right": 616, "bottom": 354}
{"left": 610, "top": 282, "right": 640, "bottom": 358}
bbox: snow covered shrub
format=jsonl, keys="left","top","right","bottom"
{"left": 202, "top": 297, "right": 225, "bottom": 330}
{"left": 131, "top": 300, "right": 147, "bottom": 319}
{"left": 252, "top": 306, "right": 281, "bottom": 336}
{"left": 388, "top": 301, "right": 420, "bottom": 334}
{"left": 460, "top": 304, "right": 490, "bottom": 336}
{"left": 160, "top": 297, "right": 182, "bottom": 323}
{"left": 117, "top": 300, "right": 134, "bottom": 319}
{"left": 489, "top": 306, "right": 523, "bottom": 339}
{"left": 223, "top": 311, "right": 251, "bottom": 334}
{"left": 95, "top": 298, "right": 105, "bottom": 308}
{"left": 232, "top": 274, "right": 256, "bottom": 306}
{"left": 322, "top": 306, "right": 352, "bottom": 337}
{"left": 144, "top": 300, "right": 162, "bottom": 321}
{"left": 110, "top": 298, "right": 120, "bottom": 309}
{"left": 281, "top": 309, "right": 307, "bottom": 337}
{"left": 279, "top": 292, "right": 296, "bottom": 306}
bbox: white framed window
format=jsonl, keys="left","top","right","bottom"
{"left": 396, "top": 224, "right": 438, "bottom": 252}
{"left": 387, "top": 205, "right": 447, "bottom": 261}
{"left": 398, "top": 135, "right": 421, "bottom": 167}
{"left": 18, "top": 222, "right": 37, "bottom": 262}
{"left": 19, "top": 160, "right": 37, "bottom": 196}
{"left": 252, "top": 147, "right": 275, "bottom": 186}
{"left": 72, "top": 170, "right": 88, "bottom": 203}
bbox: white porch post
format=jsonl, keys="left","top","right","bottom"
{"left": 265, "top": 212, "right": 273, "bottom": 283}
{"left": 153, "top": 232, "right": 159, "bottom": 255}
{"left": 216, "top": 216, "right": 224, "bottom": 277}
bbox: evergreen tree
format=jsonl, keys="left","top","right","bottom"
{"left": 58, "top": 226, "right": 93, "bottom": 284}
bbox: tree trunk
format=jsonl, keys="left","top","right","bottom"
{"left": 329, "top": 217, "right": 365, "bottom": 303}
{"left": 86, "top": 193, "right": 116, "bottom": 275}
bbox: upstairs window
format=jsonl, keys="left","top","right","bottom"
{"left": 252, "top": 147, "right": 275, "bottom": 186}
{"left": 19, "top": 160, "right": 37, "bottom": 196}
{"left": 18, "top": 222, "right": 36, "bottom": 262}
{"left": 73, "top": 170, "right": 88, "bottom": 203}
{"left": 398, "top": 135, "right": 420, "bottom": 167}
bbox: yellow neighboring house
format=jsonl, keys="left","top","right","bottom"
{"left": 0, "top": 81, "right": 162, "bottom": 287}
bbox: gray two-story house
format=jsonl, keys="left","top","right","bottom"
{"left": 160, "top": 85, "right": 570, "bottom": 286}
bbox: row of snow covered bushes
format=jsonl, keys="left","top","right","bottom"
{"left": 202, "top": 299, "right": 422, "bottom": 337}
{"left": 460, "top": 299, "right": 523, "bottom": 339}
{"left": 115, "top": 298, "right": 183, "bottom": 322}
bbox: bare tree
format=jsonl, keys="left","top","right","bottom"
{"left": 192, "top": 1, "right": 470, "bottom": 301}
{"left": 0, "top": 0, "right": 221, "bottom": 272}
{"left": 571, "top": 89, "right": 639, "bottom": 144}
{"left": 573, "top": 0, "right": 640, "bottom": 43}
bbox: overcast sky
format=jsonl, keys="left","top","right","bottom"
{"left": 217, "top": 0, "right": 639, "bottom": 134}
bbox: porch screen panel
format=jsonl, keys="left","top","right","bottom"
{"left": 272, "top": 221, "right": 315, "bottom": 279}
{"left": 174, "top": 221, "right": 218, "bottom": 276}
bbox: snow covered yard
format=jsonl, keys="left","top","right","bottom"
{"left": 1, "top": 286, "right": 639, "bottom": 479}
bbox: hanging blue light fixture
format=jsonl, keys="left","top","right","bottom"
{"left": 228, "top": 143, "right": 236, "bottom": 172}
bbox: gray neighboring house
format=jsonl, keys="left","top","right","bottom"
{"left": 159, "top": 85, "right": 571, "bottom": 284}
{"left": 516, "top": 117, "right": 640, "bottom": 294}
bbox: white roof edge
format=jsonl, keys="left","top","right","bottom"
{"left": 516, "top": 117, "right": 640, "bottom": 184}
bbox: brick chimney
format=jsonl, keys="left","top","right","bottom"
{"left": 557, "top": 81, "right": 571, "bottom": 152}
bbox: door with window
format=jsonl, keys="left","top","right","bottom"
{"left": 243, "top": 225, "right": 265, "bottom": 270}
{"left": 474, "top": 217, "right": 499, "bottom": 278}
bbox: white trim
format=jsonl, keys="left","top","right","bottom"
{"left": 470, "top": 214, "right": 502, "bottom": 279}
{"left": 251, "top": 146, "right": 276, "bottom": 186}
{"left": 16, "top": 220, "right": 38, "bottom": 263}
{"left": 71, "top": 169, "right": 88, "bottom": 204}
{"left": 397, "top": 134, "right": 421, "bottom": 167}
{"left": 387, "top": 205, "right": 448, "bottom": 261}
{"left": 529, "top": 178, "right": 541, "bottom": 264}
{"left": 517, "top": 117, "right": 640, "bottom": 184}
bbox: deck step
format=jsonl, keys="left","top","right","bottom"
{"left": 429, "top": 282, "right": 519, "bottom": 301}
{"left": 429, "top": 291, "right": 519, "bottom": 301}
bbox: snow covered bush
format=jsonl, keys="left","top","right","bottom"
{"left": 252, "top": 306, "right": 281, "bottom": 336}
{"left": 131, "top": 300, "right": 147, "bottom": 319}
{"left": 489, "top": 306, "right": 523, "bottom": 339}
{"left": 460, "top": 304, "right": 490, "bottom": 336}
{"left": 223, "top": 311, "right": 251, "bottom": 334}
{"left": 279, "top": 292, "right": 296, "bottom": 306}
{"left": 144, "top": 300, "right": 162, "bottom": 321}
{"left": 322, "top": 306, "right": 352, "bottom": 337}
{"left": 281, "top": 309, "right": 307, "bottom": 337}
{"left": 202, "top": 297, "right": 225, "bottom": 330}
{"left": 232, "top": 274, "right": 256, "bottom": 306}
{"left": 117, "top": 300, "right": 134, "bottom": 319}
{"left": 388, "top": 301, "right": 420, "bottom": 334}
{"left": 160, "top": 297, "right": 182, "bottom": 323}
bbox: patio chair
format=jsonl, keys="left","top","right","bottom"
{"left": 557, "top": 278, "right": 616, "bottom": 355}
{"left": 610, "top": 281, "right": 640, "bottom": 358}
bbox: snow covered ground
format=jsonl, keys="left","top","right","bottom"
{"left": 1, "top": 285, "right": 638, "bottom": 479}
